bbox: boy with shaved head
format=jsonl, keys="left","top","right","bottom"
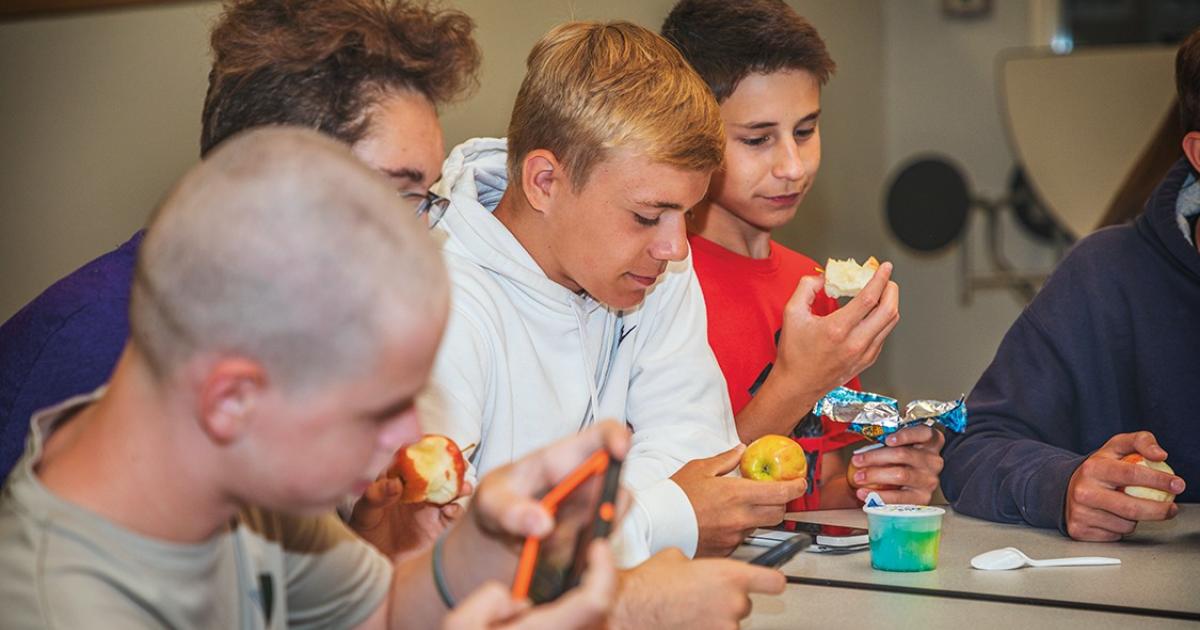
{"left": 0, "top": 127, "right": 625, "bottom": 629}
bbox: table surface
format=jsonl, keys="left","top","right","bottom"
{"left": 743, "top": 583, "right": 1200, "bottom": 630}
{"left": 738, "top": 504, "right": 1200, "bottom": 624}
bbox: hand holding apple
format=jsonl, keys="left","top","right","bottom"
{"left": 673, "top": 445, "right": 807, "bottom": 557}
{"left": 740, "top": 435, "right": 808, "bottom": 481}
{"left": 846, "top": 459, "right": 899, "bottom": 491}
{"left": 1065, "top": 431, "right": 1186, "bottom": 542}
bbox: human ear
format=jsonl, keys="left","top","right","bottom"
{"left": 1182, "top": 131, "right": 1200, "bottom": 173}
{"left": 521, "top": 149, "right": 564, "bottom": 216}
{"left": 197, "top": 358, "right": 267, "bottom": 445}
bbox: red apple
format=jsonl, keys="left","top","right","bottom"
{"left": 741, "top": 435, "right": 808, "bottom": 481}
{"left": 388, "top": 434, "right": 466, "bottom": 505}
{"left": 1120, "top": 453, "right": 1176, "bottom": 503}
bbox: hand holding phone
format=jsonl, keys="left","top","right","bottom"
{"left": 512, "top": 450, "right": 623, "bottom": 603}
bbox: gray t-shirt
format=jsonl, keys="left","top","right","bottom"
{"left": 0, "top": 392, "right": 393, "bottom": 629}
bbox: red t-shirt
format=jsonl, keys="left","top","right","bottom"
{"left": 690, "top": 234, "right": 864, "bottom": 510}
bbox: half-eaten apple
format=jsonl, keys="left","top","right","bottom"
{"left": 388, "top": 434, "right": 466, "bottom": 505}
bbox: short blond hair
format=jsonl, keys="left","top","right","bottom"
{"left": 507, "top": 21, "right": 724, "bottom": 190}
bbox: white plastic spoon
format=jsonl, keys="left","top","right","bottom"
{"left": 970, "top": 547, "right": 1121, "bottom": 570}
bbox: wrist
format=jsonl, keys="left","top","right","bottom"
{"left": 758, "top": 366, "right": 825, "bottom": 417}
{"left": 610, "top": 568, "right": 653, "bottom": 630}
{"left": 441, "top": 513, "right": 520, "bottom": 602}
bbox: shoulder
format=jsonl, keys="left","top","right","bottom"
{"left": 0, "top": 498, "right": 151, "bottom": 627}
{"left": 1023, "top": 224, "right": 1145, "bottom": 329}
{"left": 438, "top": 251, "right": 506, "bottom": 343}
{"left": 1036, "top": 224, "right": 1144, "bottom": 297}
{"left": 771, "top": 241, "right": 822, "bottom": 273}
{"left": 0, "top": 233, "right": 141, "bottom": 367}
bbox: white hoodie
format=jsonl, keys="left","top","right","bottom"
{"left": 420, "top": 138, "right": 740, "bottom": 566}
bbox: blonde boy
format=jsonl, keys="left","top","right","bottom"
{"left": 420, "top": 21, "right": 805, "bottom": 570}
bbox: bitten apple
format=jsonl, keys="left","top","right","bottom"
{"left": 388, "top": 434, "right": 466, "bottom": 505}
{"left": 741, "top": 435, "right": 807, "bottom": 482}
{"left": 1120, "top": 454, "right": 1177, "bottom": 503}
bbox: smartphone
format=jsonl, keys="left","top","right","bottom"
{"left": 748, "top": 533, "right": 813, "bottom": 567}
{"left": 511, "top": 450, "right": 622, "bottom": 603}
{"left": 747, "top": 521, "right": 869, "bottom": 548}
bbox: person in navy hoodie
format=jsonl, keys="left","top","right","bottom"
{"left": 0, "top": 0, "right": 481, "bottom": 482}
{"left": 941, "top": 29, "right": 1200, "bottom": 542}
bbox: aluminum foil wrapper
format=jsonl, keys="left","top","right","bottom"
{"left": 813, "top": 387, "right": 967, "bottom": 443}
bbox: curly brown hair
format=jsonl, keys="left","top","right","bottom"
{"left": 200, "top": 0, "right": 480, "bottom": 156}
{"left": 661, "top": 0, "right": 834, "bottom": 103}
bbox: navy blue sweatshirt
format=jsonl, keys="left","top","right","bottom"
{"left": 0, "top": 231, "right": 143, "bottom": 482}
{"left": 941, "top": 158, "right": 1200, "bottom": 531}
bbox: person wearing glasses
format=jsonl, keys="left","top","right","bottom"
{"left": 0, "top": 0, "right": 478, "bottom": 486}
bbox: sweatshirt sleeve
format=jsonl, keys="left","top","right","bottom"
{"left": 617, "top": 259, "right": 741, "bottom": 562}
{"left": 938, "top": 251, "right": 1126, "bottom": 532}
{"left": 416, "top": 304, "right": 491, "bottom": 493}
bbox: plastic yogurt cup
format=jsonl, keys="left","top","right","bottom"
{"left": 862, "top": 504, "right": 945, "bottom": 572}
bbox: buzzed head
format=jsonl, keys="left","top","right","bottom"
{"left": 130, "top": 126, "right": 447, "bottom": 392}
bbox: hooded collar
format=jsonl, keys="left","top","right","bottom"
{"left": 435, "top": 138, "right": 608, "bottom": 316}
{"left": 1138, "top": 157, "right": 1200, "bottom": 284}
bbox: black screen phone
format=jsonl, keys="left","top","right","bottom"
{"left": 749, "top": 533, "right": 813, "bottom": 567}
{"left": 518, "top": 454, "right": 623, "bottom": 604}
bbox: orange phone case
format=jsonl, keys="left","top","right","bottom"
{"left": 511, "top": 449, "right": 614, "bottom": 601}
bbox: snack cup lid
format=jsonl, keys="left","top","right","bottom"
{"left": 862, "top": 504, "right": 946, "bottom": 518}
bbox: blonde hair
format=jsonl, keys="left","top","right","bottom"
{"left": 507, "top": 20, "right": 724, "bottom": 190}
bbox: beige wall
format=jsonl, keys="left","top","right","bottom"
{"left": 879, "top": 0, "right": 1059, "bottom": 401}
{"left": 2, "top": 0, "right": 1060, "bottom": 402}
{"left": 0, "top": 2, "right": 882, "bottom": 332}
{"left": 0, "top": 2, "right": 217, "bottom": 321}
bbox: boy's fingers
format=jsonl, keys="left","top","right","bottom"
{"left": 837, "top": 262, "right": 893, "bottom": 321}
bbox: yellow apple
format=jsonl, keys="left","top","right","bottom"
{"left": 741, "top": 435, "right": 807, "bottom": 481}
{"left": 1121, "top": 454, "right": 1177, "bottom": 502}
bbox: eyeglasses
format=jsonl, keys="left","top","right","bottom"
{"left": 399, "top": 189, "right": 450, "bottom": 229}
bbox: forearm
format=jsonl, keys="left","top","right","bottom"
{"left": 385, "top": 520, "right": 517, "bottom": 629}
{"left": 734, "top": 369, "right": 823, "bottom": 443}
{"left": 942, "top": 430, "right": 1084, "bottom": 530}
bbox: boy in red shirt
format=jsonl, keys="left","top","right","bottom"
{"left": 663, "top": 0, "right": 944, "bottom": 509}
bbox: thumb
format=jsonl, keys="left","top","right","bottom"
{"left": 732, "top": 562, "right": 787, "bottom": 595}
{"left": 444, "top": 581, "right": 530, "bottom": 629}
{"left": 1131, "top": 431, "right": 1169, "bottom": 462}
{"left": 702, "top": 444, "right": 747, "bottom": 476}
{"left": 785, "top": 274, "right": 823, "bottom": 321}
{"left": 1103, "top": 431, "right": 1167, "bottom": 461}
